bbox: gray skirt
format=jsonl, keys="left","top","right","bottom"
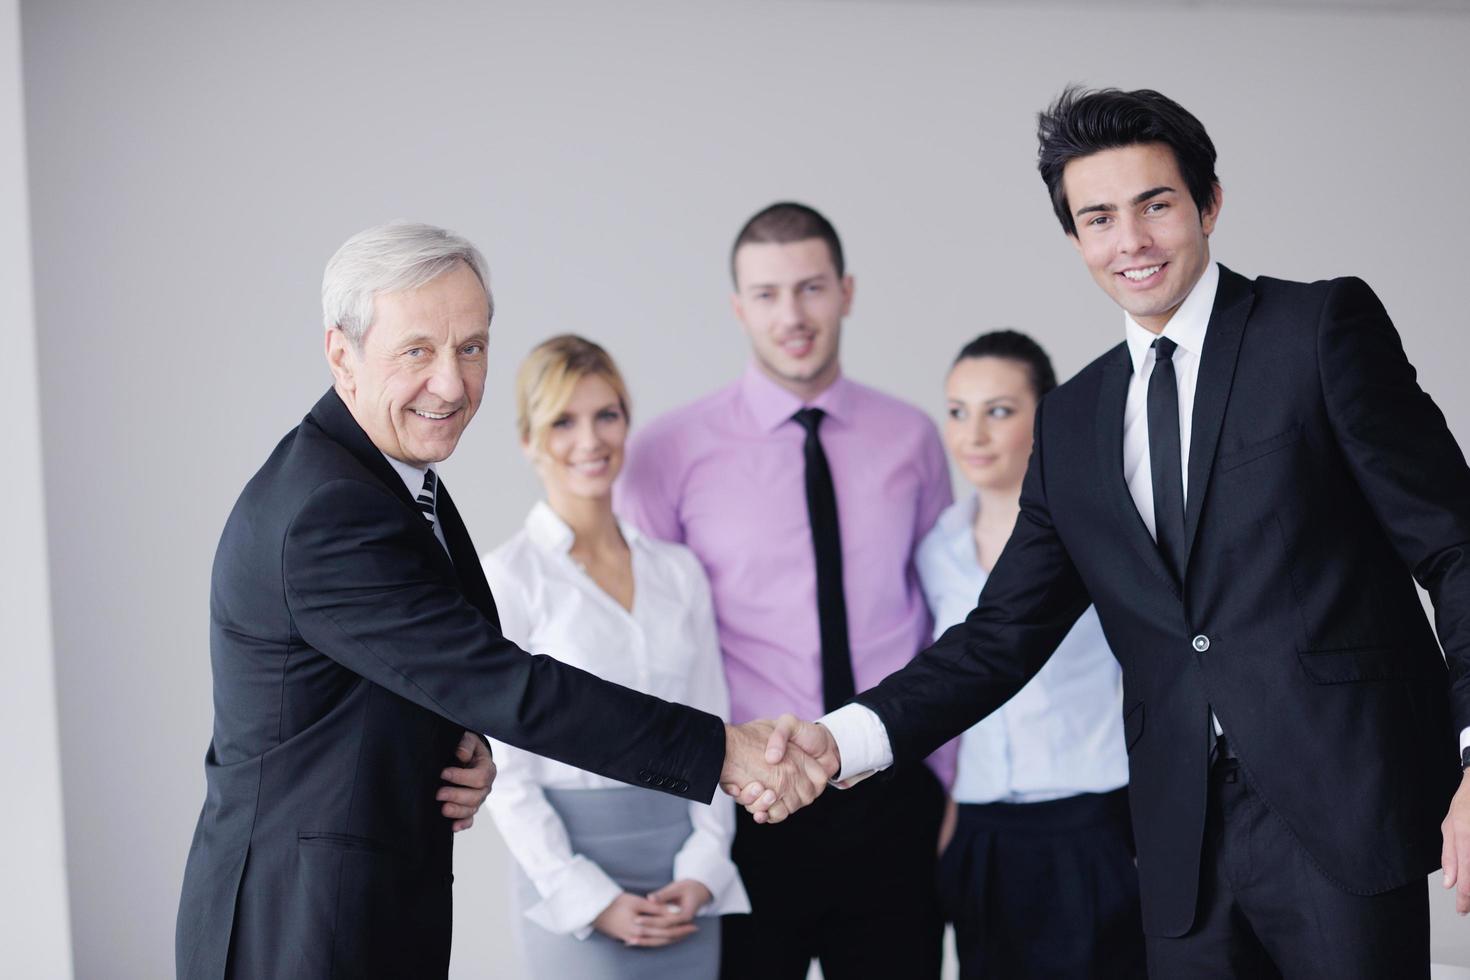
{"left": 513, "top": 786, "right": 720, "bottom": 979}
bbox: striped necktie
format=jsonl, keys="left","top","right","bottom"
{"left": 416, "top": 469, "right": 438, "bottom": 530}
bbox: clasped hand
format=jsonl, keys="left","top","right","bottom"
{"left": 720, "top": 714, "right": 841, "bottom": 824}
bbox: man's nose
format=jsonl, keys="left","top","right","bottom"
{"left": 426, "top": 352, "right": 465, "bottom": 403}
{"left": 775, "top": 289, "right": 804, "bottom": 326}
{"left": 1117, "top": 214, "right": 1152, "bottom": 255}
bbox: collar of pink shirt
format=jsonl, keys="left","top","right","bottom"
{"left": 739, "top": 361, "right": 855, "bottom": 433}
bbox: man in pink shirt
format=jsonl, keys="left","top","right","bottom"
{"left": 616, "top": 202, "right": 955, "bottom": 979}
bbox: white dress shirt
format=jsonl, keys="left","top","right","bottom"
{"left": 1121, "top": 261, "right": 1216, "bottom": 541}
{"left": 379, "top": 452, "right": 448, "bottom": 553}
{"left": 917, "top": 494, "right": 1128, "bottom": 803}
{"left": 823, "top": 263, "right": 1225, "bottom": 782}
{"left": 482, "top": 502, "right": 749, "bottom": 938}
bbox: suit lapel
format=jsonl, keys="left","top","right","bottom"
{"left": 434, "top": 479, "right": 501, "bottom": 630}
{"left": 306, "top": 387, "right": 458, "bottom": 579}
{"left": 1095, "top": 344, "right": 1181, "bottom": 599}
{"left": 1182, "top": 266, "right": 1255, "bottom": 569}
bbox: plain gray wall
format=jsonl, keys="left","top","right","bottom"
{"left": 0, "top": 0, "right": 72, "bottom": 973}
{"left": 19, "top": 0, "right": 1470, "bottom": 975}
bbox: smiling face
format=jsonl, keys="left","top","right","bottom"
{"left": 1063, "top": 142, "right": 1221, "bottom": 334}
{"left": 731, "top": 238, "right": 853, "bottom": 400}
{"left": 526, "top": 372, "right": 628, "bottom": 505}
{"left": 326, "top": 260, "right": 489, "bottom": 467}
{"left": 944, "top": 356, "right": 1038, "bottom": 494}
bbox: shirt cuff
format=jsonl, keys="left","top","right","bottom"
{"left": 1459, "top": 726, "right": 1470, "bottom": 762}
{"left": 818, "top": 703, "right": 894, "bottom": 786}
{"left": 522, "top": 855, "right": 623, "bottom": 940}
{"left": 672, "top": 836, "right": 751, "bottom": 916}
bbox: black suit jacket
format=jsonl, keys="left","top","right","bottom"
{"left": 858, "top": 267, "right": 1470, "bottom": 936}
{"left": 176, "top": 389, "right": 725, "bottom": 979}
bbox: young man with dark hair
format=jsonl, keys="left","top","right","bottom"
{"left": 617, "top": 202, "right": 955, "bottom": 979}
{"left": 753, "top": 88, "right": 1470, "bottom": 977}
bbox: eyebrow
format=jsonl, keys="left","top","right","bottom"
{"left": 1073, "top": 185, "right": 1177, "bottom": 218}
{"left": 946, "top": 395, "right": 1020, "bottom": 406}
{"left": 398, "top": 332, "right": 489, "bottom": 349}
{"left": 744, "top": 274, "right": 831, "bottom": 292}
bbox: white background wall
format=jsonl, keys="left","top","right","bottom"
{"left": 13, "top": 0, "right": 1470, "bottom": 976}
{"left": 0, "top": 0, "right": 72, "bottom": 974}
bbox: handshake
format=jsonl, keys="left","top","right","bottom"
{"left": 719, "top": 715, "right": 843, "bottom": 824}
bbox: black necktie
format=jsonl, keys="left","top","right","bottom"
{"left": 793, "top": 408, "right": 856, "bottom": 712}
{"left": 1148, "top": 337, "right": 1187, "bottom": 583}
{"left": 416, "top": 469, "right": 438, "bottom": 530}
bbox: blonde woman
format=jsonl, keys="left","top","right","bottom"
{"left": 483, "top": 335, "right": 748, "bottom": 978}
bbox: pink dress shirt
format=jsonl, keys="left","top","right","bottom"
{"left": 616, "top": 363, "right": 958, "bottom": 786}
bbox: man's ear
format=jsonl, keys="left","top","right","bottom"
{"left": 839, "top": 274, "right": 855, "bottom": 317}
{"left": 325, "top": 328, "right": 356, "bottom": 395}
{"left": 1200, "top": 182, "right": 1224, "bottom": 237}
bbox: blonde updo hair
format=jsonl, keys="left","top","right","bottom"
{"left": 516, "top": 334, "right": 632, "bottom": 450}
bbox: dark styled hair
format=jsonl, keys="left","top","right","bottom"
{"left": 953, "top": 330, "right": 1058, "bottom": 400}
{"left": 730, "top": 202, "right": 845, "bottom": 285}
{"left": 1037, "top": 86, "right": 1219, "bottom": 236}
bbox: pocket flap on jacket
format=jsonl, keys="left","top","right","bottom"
{"left": 1217, "top": 425, "right": 1302, "bottom": 472}
{"left": 1296, "top": 645, "right": 1441, "bottom": 684}
{"left": 297, "top": 831, "right": 393, "bottom": 854}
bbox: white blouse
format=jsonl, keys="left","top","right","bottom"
{"left": 482, "top": 501, "right": 750, "bottom": 938}
{"left": 916, "top": 494, "right": 1129, "bottom": 804}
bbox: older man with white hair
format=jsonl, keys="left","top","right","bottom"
{"left": 175, "top": 222, "right": 825, "bottom": 980}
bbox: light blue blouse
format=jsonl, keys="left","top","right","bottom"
{"left": 917, "top": 494, "right": 1129, "bottom": 804}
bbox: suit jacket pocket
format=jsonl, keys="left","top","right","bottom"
{"left": 1123, "top": 701, "right": 1145, "bottom": 752}
{"left": 1216, "top": 424, "right": 1302, "bottom": 473}
{"left": 295, "top": 832, "right": 402, "bottom": 978}
{"left": 1296, "top": 645, "right": 1442, "bottom": 684}
{"left": 298, "top": 831, "right": 394, "bottom": 854}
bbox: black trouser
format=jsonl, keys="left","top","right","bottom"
{"left": 1146, "top": 755, "right": 1430, "bottom": 979}
{"left": 720, "top": 763, "right": 946, "bottom": 980}
{"left": 939, "top": 787, "right": 1145, "bottom": 979}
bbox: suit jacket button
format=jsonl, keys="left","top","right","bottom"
{"left": 673, "top": 780, "right": 689, "bottom": 793}
{"left": 653, "top": 775, "right": 668, "bottom": 787}
{"left": 638, "top": 769, "right": 654, "bottom": 782}
{"left": 1192, "top": 634, "right": 1210, "bottom": 653}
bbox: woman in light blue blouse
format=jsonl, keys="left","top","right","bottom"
{"left": 921, "top": 331, "right": 1143, "bottom": 979}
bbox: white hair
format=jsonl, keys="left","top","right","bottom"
{"left": 321, "top": 221, "right": 492, "bottom": 347}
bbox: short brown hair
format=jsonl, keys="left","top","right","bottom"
{"left": 515, "top": 334, "right": 631, "bottom": 449}
{"left": 730, "top": 202, "right": 844, "bottom": 285}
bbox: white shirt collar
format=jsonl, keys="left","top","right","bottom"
{"left": 936, "top": 492, "right": 979, "bottom": 539}
{"left": 379, "top": 452, "right": 436, "bottom": 501}
{"left": 1124, "top": 260, "right": 1219, "bottom": 376}
{"left": 524, "top": 499, "right": 643, "bottom": 555}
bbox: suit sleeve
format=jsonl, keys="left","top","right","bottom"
{"left": 1316, "top": 277, "right": 1470, "bottom": 732}
{"left": 912, "top": 420, "right": 959, "bottom": 789}
{"left": 282, "top": 478, "right": 726, "bottom": 802}
{"left": 855, "top": 398, "right": 1091, "bottom": 767}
